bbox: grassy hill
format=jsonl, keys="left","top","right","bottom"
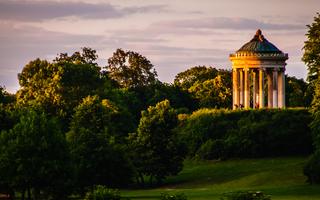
{"left": 121, "top": 157, "right": 320, "bottom": 200}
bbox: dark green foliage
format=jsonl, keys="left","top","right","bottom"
{"left": 146, "top": 82, "right": 195, "bottom": 111}
{"left": 0, "top": 104, "right": 18, "bottom": 132}
{"left": 285, "top": 76, "right": 310, "bottom": 107}
{"left": 0, "top": 86, "right": 15, "bottom": 105}
{"left": 106, "top": 48, "right": 158, "bottom": 88}
{"left": 0, "top": 109, "right": 70, "bottom": 199}
{"left": 16, "top": 48, "right": 103, "bottom": 125}
{"left": 178, "top": 109, "right": 312, "bottom": 159}
{"left": 304, "top": 151, "right": 320, "bottom": 184}
{"left": 160, "top": 192, "right": 187, "bottom": 200}
{"left": 129, "top": 100, "right": 187, "bottom": 185}
{"left": 174, "top": 66, "right": 232, "bottom": 109}
{"left": 196, "top": 139, "right": 226, "bottom": 160}
{"left": 188, "top": 75, "right": 232, "bottom": 108}
{"left": 302, "top": 12, "right": 320, "bottom": 84}
{"left": 67, "top": 96, "right": 133, "bottom": 190}
{"left": 84, "top": 185, "right": 121, "bottom": 200}
{"left": 221, "top": 191, "right": 271, "bottom": 200}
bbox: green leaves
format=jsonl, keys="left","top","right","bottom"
{"left": 106, "top": 49, "right": 158, "bottom": 88}
{"left": 0, "top": 109, "right": 70, "bottom": 198}
{"left": 302, "top": 13, "right": 320, "bottom": 84}
{"left": 129, "top": 100, "right": 186, "bottom": 184}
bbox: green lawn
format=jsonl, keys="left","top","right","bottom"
{"left": 121, "top": 157, "right": 320, "bottom": 200}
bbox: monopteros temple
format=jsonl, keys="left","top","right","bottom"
{"left": 230, "top": 29, "right": 288, "bottom": 109}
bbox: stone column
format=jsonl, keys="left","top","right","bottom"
{"left": 278, "top": 68, "right": 285, "bottom": 108}
{"left": 259, "top": 68, "right": 264, "bottom": 108}
{"left": 232, "top": 68, "right": 239, "bottom": 109}
{"left": 244, "top": 68, "right": 250, "bottom": 109}
{"left": 239, "top": 69, "right": 244, "bottom": 108}
{"left": 267, "top": 70, "right": 273, "bottom": 108}
{"left": 253, "top": 70, "right": 259, "bottom": 109}
{"left": 273, "top": 68, "right": 278, "bottom": 108}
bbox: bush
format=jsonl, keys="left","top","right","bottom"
{"left": 160, "top": 192, "right": 187, "bottom": 200}
{"left": 196, "top": 139, "right": 225, "bottom": 160}
{"left": 178, "top": 108, "right": 312, "bottom": 159}
{"left": 304, "top": 151, "right": 320, "bottom": 184}
{"left": 84, "top": 185, "right": 121, "bottom": 200}
{"left": 221, "top": 191, "right": 271, "bottom": 200}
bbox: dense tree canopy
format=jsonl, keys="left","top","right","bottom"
{"left": 0, "top": 42, "right": 317, "bottom": 194}
{"left": 189, "top": 75, "right": 232, "bottom": 108}
{"left": 0, "top": 86, "right": 15, "bottom": 105}
{"left": 302, "top": 12, "right": 320, "bottom": 84}
{"left": 67, "top": 95, "right": 133, "bottom": 190}
{"left": 174, "top": 66, "right": 232, "bottom": 109}
{"left": 16, "top": 48, "right": 103, "bottom": 121}
{"left": 174, "top": 66, "right": 220, "bottom": 91}
{"left": 106, "top": 49, "right": 158, "bottom": 88}
{"left": 303, "top": 13, "right": 320, "bottom": 184}
{"left": 129, "top": 100, "right": 186, "bottom": 184}
{"left": 0, "top": 109, "right": 70, "bottom": 200}
{"left": 286, "top": 76, "right": 310, "bottom": 107}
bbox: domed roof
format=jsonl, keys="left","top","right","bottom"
{"left": 236, "top": 29, "right": 282, "bottom": 53}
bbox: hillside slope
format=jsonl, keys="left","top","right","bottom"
{"left": 122, "top": 157, "right": 320, "bottom": 200}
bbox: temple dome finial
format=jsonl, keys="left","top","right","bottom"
{"left": 256, "top": 29, "right": 262, "bottom": 36}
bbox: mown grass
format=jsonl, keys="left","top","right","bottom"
{"left": 121, "top": 157, "right": 320, "bottom": 200}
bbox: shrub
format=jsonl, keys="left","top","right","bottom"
{"left": 304, "top": 151, "right": 320, "bottom": 184}
{"left": 160, "top": 192, "right": 187, "bottom": 200}
{"left": 84, "top": 185, "right": 121, "bottom": 200}
{"left": 196, "top": 139, "right": 225, "bottom": 160}
{"left": 221, "top": 191, "right": 271, "bottom": 200}
{"left": 178, "top": 108, "right": 312, "bottom": 159}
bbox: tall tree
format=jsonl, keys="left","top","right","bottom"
{"left": 16, "top": 48, "right": 103, "bottom": 121}
{"left": 106, "top": 49, "right": 158, "bottom": 88}
{"left": 174, "top": 66, "right": 232, "bottom": 109}
{"left": 0, "top": 109, "right": 70, "bottom": 200}
{"left": 67, "top": 95, "right": 133, "bottom": 191}
{"left": 174, "top": 66, "right": 219, "bottom": 91}
{"left": 303, "top": 13, "right": 320, "bottom": 184}
{"left": 302, "top": 12, "right": 320, "bottom": 84}
{"left": 188, "top": 75, "right": 232, "bottom": 108}
{"left": 129, "top": 100, "right": 186, "bottom": 185}
{"left": 285, "top": 76, "right": 310, "bottom": 107}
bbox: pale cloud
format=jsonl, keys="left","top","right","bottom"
{"left": 152, "top": 17, "right": 304, "bottom": 31}
{"left": 0, "top": 1, "right": 167, "bottom": 21}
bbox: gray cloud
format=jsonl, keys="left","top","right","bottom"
{"left": 152, "top": 17, "right": 304, "bottom": 30}
{"left": 0, "top": 1, "right": 167, "bottom": 21}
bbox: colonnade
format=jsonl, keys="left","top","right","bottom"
{"left": 232, "top": 67, "right": 285, "bottom": 109}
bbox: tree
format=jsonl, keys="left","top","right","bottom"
{"left": 174, "top": 66, "right": 219, "bottom": 91}
{"left": 0, "top": 86, "right": 15, "bottom": 105}
{"left": 106, "top": 49, "right": 158, "bottom": 88}
{"left": 16, "top": 48, "right": 103, "bottom": 124}
{"left": 0, "top": 109, "right": 70, "bottom": 200}
{"left": 129, "top": 100, "right": 186, "bottom": 185}
{"left": 67, "top": 95, "right": 133, "bottom": 191}
{"left": 303, "top": 13, "right": 320, "bottom": 184}
{"left": 174, "top": 66, "right": 232, "bottom": 109}
{"left": 188, "top": 75, "right": 232, "bottom": 108}
{"left": 302, "top": 12, "right": 320, "bottom": 84}
{"left": 145, "top": 81, "right": 195, "bottom": 111}
{"left": 285, "top": 76, "right": 310, "bottom": 107}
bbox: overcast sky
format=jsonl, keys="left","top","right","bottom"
{"left": 0, "top": 0, "right": 318, "bottom": 92}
